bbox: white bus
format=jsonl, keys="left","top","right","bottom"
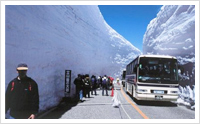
{"left": 125, "top": 55, "right": 179, "bottom": 101}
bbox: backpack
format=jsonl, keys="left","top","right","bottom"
{"left": 91, "top": 77, "right": 95, "bottom": 84}
{"left": 85, "top": 79, "right": 89, "bottom": 85}
{"left": 11, "top": 81, "right": 32, "bottom": 92}
{"left": 102, "top": 78, "right": 107, "bottom": 84}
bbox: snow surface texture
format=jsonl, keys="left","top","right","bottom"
{"left": 143, "top": 5, "right": 195, "bottom": 110}
{"left": 177, "top": 85, "right": 195, "bottom": 110}
{"left": 5, "top": 5, "right": 141, "bottom": 111}
{"left": 143, "top": 5, "right": 195, "bottom": 64}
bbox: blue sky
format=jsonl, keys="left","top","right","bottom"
{"left": 98, "top": 5, "right": 162, "bottom": 52}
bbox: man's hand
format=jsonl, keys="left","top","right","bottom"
{"left": 28, "top": 114, "right": 35, "bottom": 119}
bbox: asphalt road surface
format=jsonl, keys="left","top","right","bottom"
{"left": 40, "top": 83, "right": 195, "bottom": 120}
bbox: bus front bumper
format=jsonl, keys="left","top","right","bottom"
{"left": 135, "top": 93, "right": 178, "bottom": 101}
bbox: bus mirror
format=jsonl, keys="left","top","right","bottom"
{"left": 178, "top": 65, "right": 184, "bottom": 75}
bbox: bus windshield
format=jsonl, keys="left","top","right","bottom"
{"left": 138, "top": 57, "right": 178, "bottom": 84}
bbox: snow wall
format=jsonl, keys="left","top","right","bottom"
{"left": 143, "top": 5, "right": 195, "bottom": 109}
{"left": 5, "top": 5, "right": 141, "bottom": 111}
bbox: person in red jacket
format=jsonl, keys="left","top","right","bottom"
{"left": 5, "top": 63, "right": 39, "bottom": 119}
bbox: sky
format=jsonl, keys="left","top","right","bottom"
{"left": 98, "top": 5, "right": 163, "bottom": 52}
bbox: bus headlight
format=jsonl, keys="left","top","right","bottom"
{"left": 137, "top": 89, "right": 147, "bottom": 93}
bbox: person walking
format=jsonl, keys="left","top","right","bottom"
{"left": 102, "top": 75, "right": 108, "bottom": 96}
{"left": 97, "top": 76, "right": 102, "bottom": 89}
{"left": 91, "top": 75, "right": 97, "bottom": 95}
{"left": 74, "top": 74, "right": 84, "bottom": 102}
{"left": 116, "top": 77, "right": 120, "bottom": 85}
{"left": 96, "top": 76, "right": 101, "bottom": 89}
{"left": 5, "top": 63, "right": 39, "bottom": 119}
{"left": 84, "top": 74, "right": 91, "bottom": 98}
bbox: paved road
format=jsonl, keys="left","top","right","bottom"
{"left": 40, "top": 83, "right": 195, "bottom": 120}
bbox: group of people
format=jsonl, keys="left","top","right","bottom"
{"left": 5, "top": 63, "right": 119, "bottom": 119}
{"left": 74, "top": 74, "right": 114, "bottom": 102}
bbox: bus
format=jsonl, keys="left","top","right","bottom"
{"left": 125, "top": 55, "right": 179, "bottom": 101}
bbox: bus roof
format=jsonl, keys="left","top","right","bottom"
{"left": 139, "top": 54, "right": 177, "bottom": 59}
{"left": 127, "top": 54, "right": 177, "bottom": 66}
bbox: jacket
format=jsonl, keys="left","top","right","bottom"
{"left": 5, "top": 76, "right": 39, "bottom": 119}
{"left": 74, "top": 77, "right": 84, "bottom": 89}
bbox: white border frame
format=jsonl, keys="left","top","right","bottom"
{"left": 1, "top": 1, "right": 199, "bottom": 123}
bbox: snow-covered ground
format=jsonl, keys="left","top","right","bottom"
{"left": 5, "top": 5, "right": 141, "bottom": 111}
{"left": 143, "top": 5, "right": 195, "bottom": 110}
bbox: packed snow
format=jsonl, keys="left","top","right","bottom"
{"left": 5, "top": 5, "right": 141, "bottom": 111}
{"left": 143, "top": 5, "right": 195, "bottom": 110}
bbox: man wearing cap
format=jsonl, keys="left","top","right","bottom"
{"left": 5, "top": 63, "right": 39, "bottom": 119}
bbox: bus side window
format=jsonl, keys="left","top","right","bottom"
{"left": 134, "top": 64, "right": 139, "bottom": 72}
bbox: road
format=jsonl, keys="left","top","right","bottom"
{"left": 40, "top": 83, "right": 195, "bottom": 120}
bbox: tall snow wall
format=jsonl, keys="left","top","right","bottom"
{"left": 143, "top": 5, "right": 195, "bottom": 83}
{"left": 143, "top": 5, "right": 195, "bottom": 63}
{"left": 5, "top": 5, "right": 141, "bottom": 111}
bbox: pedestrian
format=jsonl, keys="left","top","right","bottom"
{"left": 74, "top": 74, "right": 84, "bottom": 102}
{"left": 116, "top": 77, "right": 120, "bottom": 85}
{"left": 107, "top": 77, "right": 111, "bottom": 90}
{"left": 91, "top": 75, "right": 97, "bottom": 95}
{"left": 5, "top": 63, "right": 39, "bottom": 119}
{"left": 110, "top": 77, "right": 114, "bottom": 84}
{"left": 110, "top": 77, "right": 114, "bottom": 89}
{"left": 97, "top": 76, "right": 102, "bottom": 89}
{"left": 100, "top": 76, "right": 103, "bottom": 89}
{"left": 82, "top": 75, "right": 86, "bottom": 98}
{"left": 102, "top": 75, "right": 108, "bottom": 96}
{"left": 84, "top": 74, "right": 91, "bottom": 98}
{"left": 108, "top": 76, "right": 114, "bottom": 90}
{"left": 97, "top": 76, "right": 101, "bottom": 89}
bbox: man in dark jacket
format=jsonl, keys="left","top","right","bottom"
{"left": 74, "top": 74, "right": 84, "bottom": 102}
{"left": 91, "top": 75, "right": 97, "bottom": 95}
{"left": 102, "top": 75, "right": 109, "bottom": 96}
{"left": 84, "top": 74, "right": 91, "bottom": 98}
{"left": 5, "top": 63, "right": 39, "bottom": 119}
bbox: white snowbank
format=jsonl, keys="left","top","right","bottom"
{"left": 5, "top": 5, "right": 141, "bottom": 111}
{"left": 143, "top": 5, "right": 195, "bottom": 110}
